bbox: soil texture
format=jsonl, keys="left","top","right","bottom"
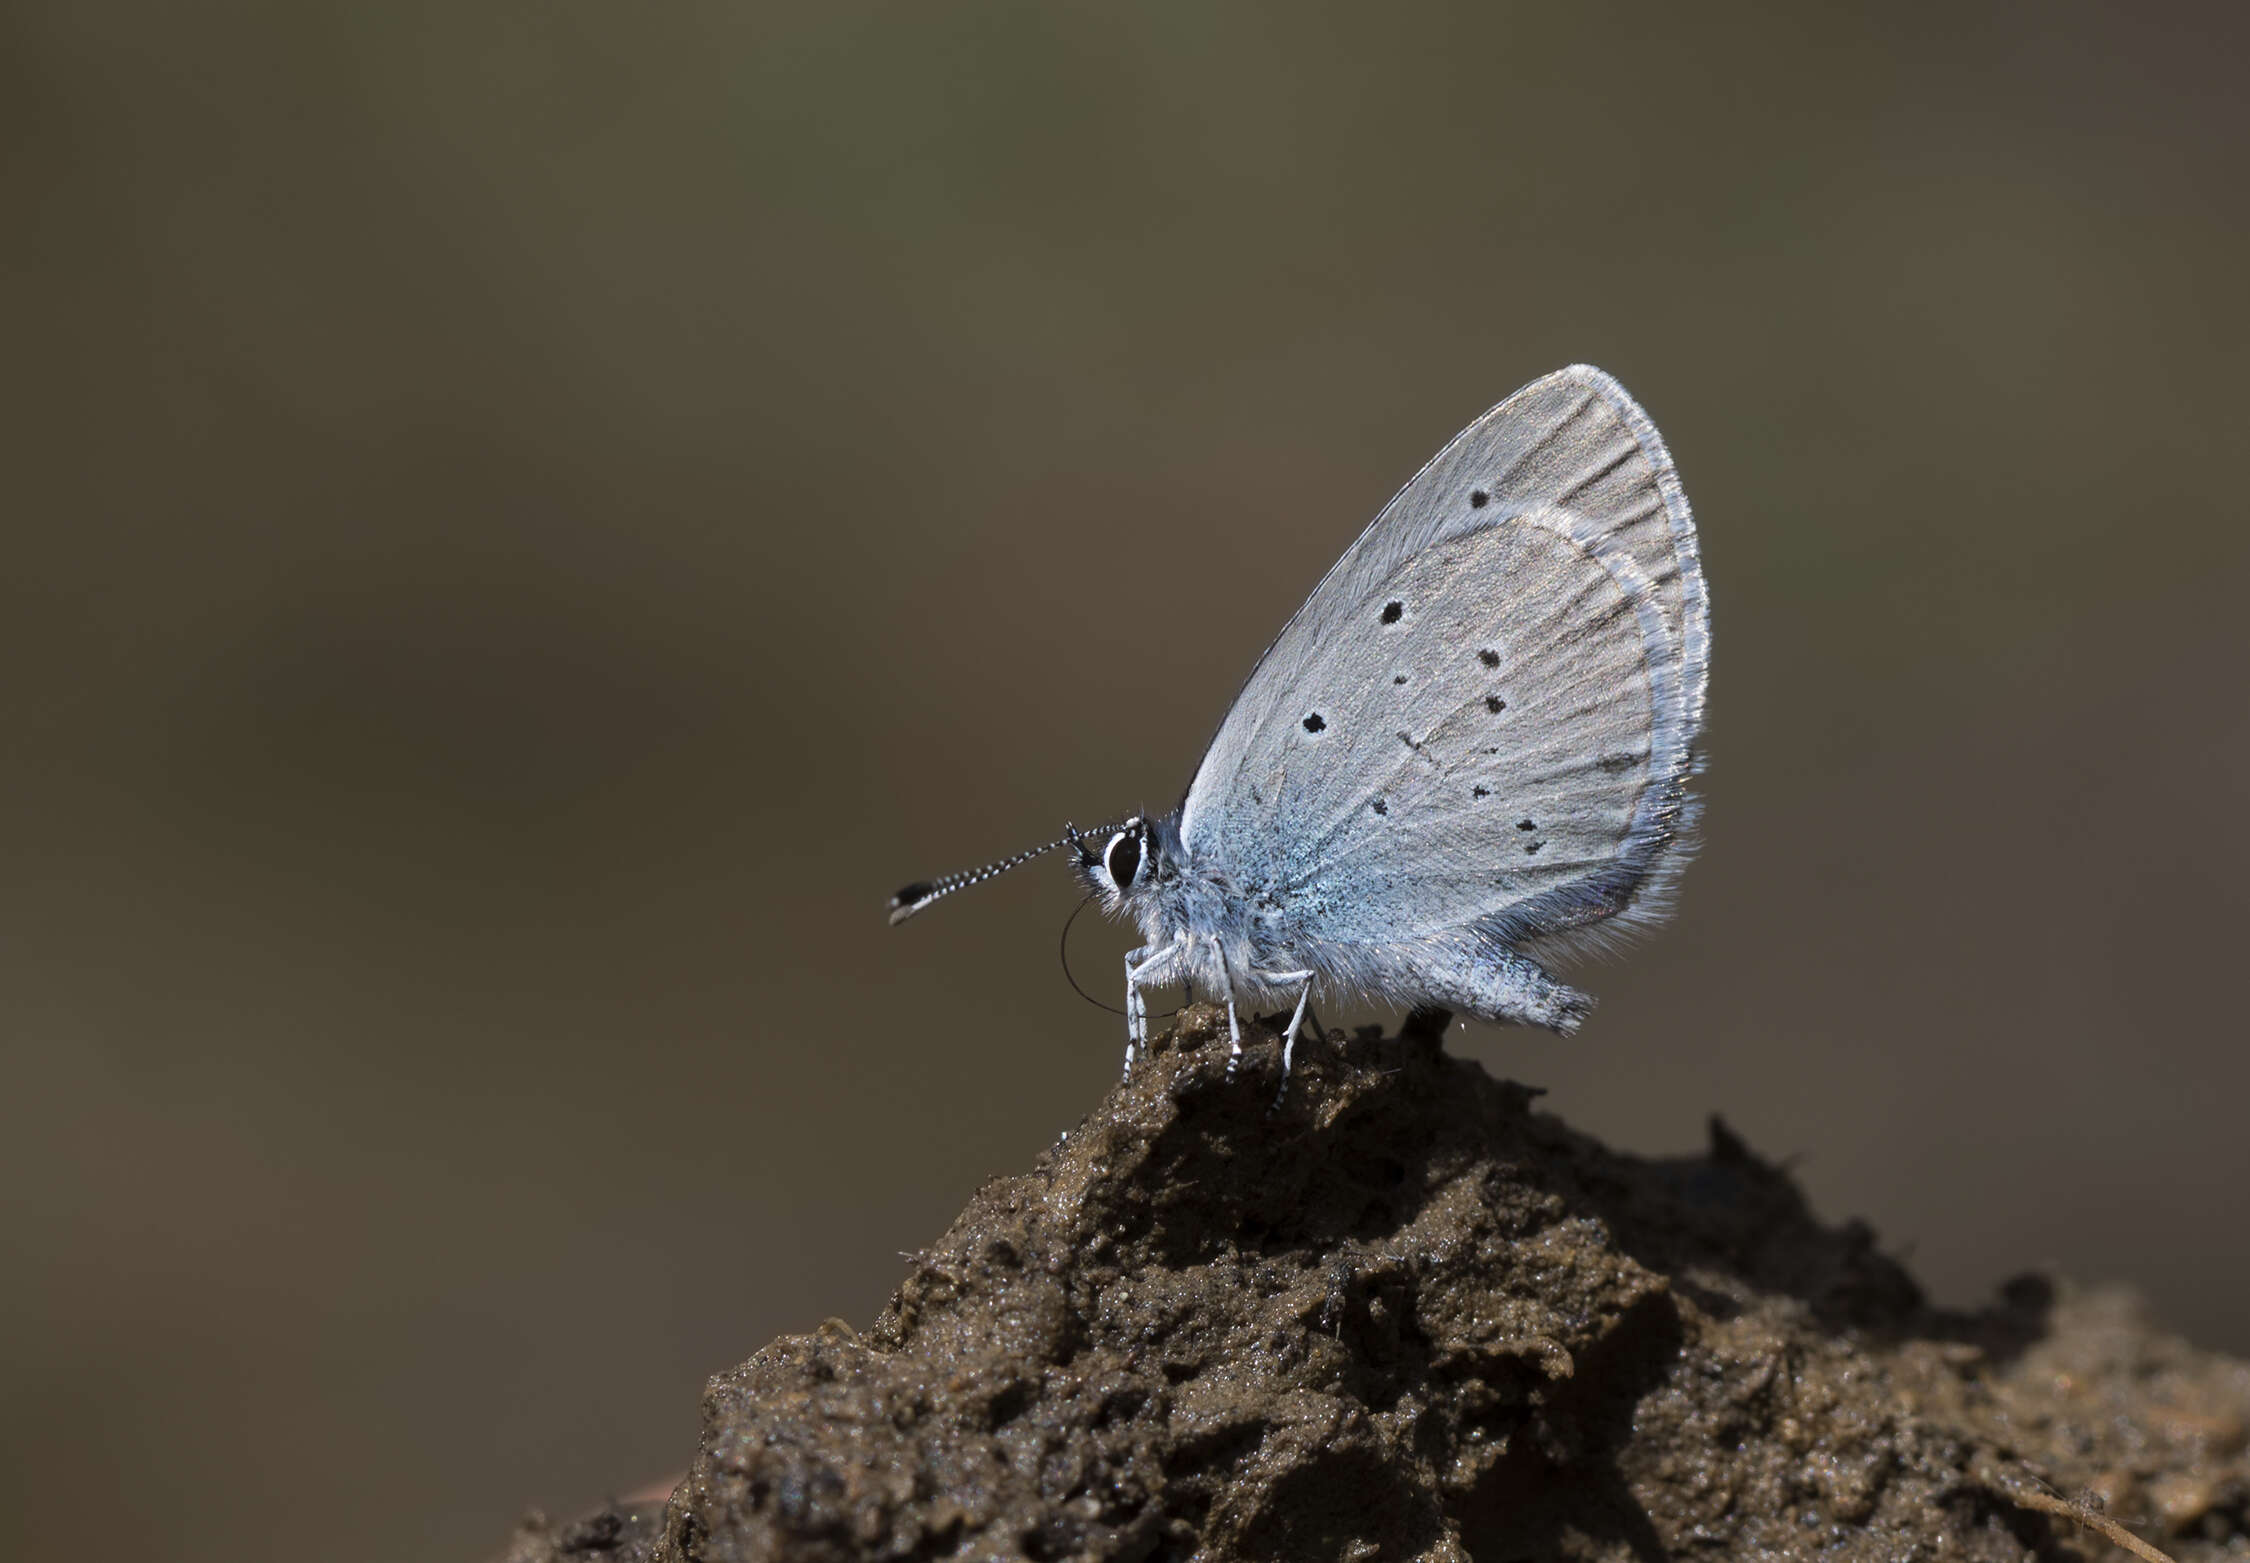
{"left": 501, "top": 1005, "right": 2250, "bottom": 1562}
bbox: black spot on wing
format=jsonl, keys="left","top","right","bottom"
{"left": 1380, "top": 600, "right": 1404, "bottom": 624}
{"left": 1485, "top": 696, "right": 1506, "bottom": 713}
{"left": 1517, "top": 819, "right": 1536, "bottom": 831}
{"left": 1524, "top": 840, "right": 1544, "bottom": 854}
{"left": 1470, "top": 489, "right": 1489, "bottom": 508}
{"left": 1393, "top": 674, "right": 1407, "bottom": 685}
{"left": 1478, "top": 648, "right": 1499, "bottom": 667}
{"left": 1303, "top": 712, "right": 1327, "bottom": 733}
{"left": 1471, "top": 786, "right": 1490, "bottom": 799}
{"left": 1370, "top": 798, "right": 1388, "bottom": 815}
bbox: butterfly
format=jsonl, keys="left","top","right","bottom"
{"left": 890, "top": 366, "right": 1709, "bottom": 1095}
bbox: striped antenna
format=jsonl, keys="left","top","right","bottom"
{"left": 887, "top": 818, "right": 1135, "bottom": 926}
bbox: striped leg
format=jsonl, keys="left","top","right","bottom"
{"left": 1266, "top": 970, "right": 1316, "bottom": 1105}
{"left": 1122, "top": 935, "right": 1185, "bottom": 1077}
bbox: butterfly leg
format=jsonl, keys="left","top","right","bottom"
{"left": 1123, "top": 935, "right": 1186, "bottom": 1076}
{"left": 1206, "top": 935, "right": 1249, "bottom": 1077}
{"left": 1120, "top": 944, "right": 1149, "bottom": 1074}
{"left": 1264, "top": 970, "right": 1317, "bottom": 1106}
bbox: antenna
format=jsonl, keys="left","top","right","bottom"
{"left": 887, "top": 818, "right": 1135, "bottom": 926}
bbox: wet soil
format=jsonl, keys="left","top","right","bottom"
{"left": 501, "top": 1005, "right": 2250, "bottom": 1562}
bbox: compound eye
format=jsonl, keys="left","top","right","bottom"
{"left": 1104, "top": 829, "right": 1143, "bottom": 892}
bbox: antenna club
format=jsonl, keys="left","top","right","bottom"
{"left": 887, "top": 882, "right": 938, "bottom": 925}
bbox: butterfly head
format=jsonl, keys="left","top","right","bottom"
{"left": 1072, "top": 814, "right": 1174, "bottom": 917}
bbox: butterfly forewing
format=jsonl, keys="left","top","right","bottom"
{"left": 1179, "top": 366, "right": 1706, "bottom": 947}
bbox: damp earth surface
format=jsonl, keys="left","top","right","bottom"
{"left": 502, "top": 1006, "right": 2250, "bottom": 1562}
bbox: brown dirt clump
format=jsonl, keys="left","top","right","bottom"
{"left": 502, "top": 1005, "right": 2250, "bottom": 1562}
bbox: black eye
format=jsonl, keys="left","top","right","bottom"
{"left": 1105, "top": 830, "right": 1142, "bottom": 891}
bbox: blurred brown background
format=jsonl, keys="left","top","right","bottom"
{"left": 4, "top": 2, "right": 2246, "bottom": 1559}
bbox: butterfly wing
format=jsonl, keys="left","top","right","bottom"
{"left": 1178, "top": 365, "right": 1708, "bottom": 947}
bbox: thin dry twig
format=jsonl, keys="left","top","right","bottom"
{"left": 2003, "top": 1483, "right": 2179, "bottom": 1563}
{"left": 1967, "top": 1447, "right": 2180, "bottom": 1563}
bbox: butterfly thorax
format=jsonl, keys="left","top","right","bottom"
{"left": 1080, "top": 809, "right": 1312, "bottom": 1009}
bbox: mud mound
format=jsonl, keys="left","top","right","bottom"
{"left": 502, "top": 1006, "right": 2249, "bottom": 1562}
